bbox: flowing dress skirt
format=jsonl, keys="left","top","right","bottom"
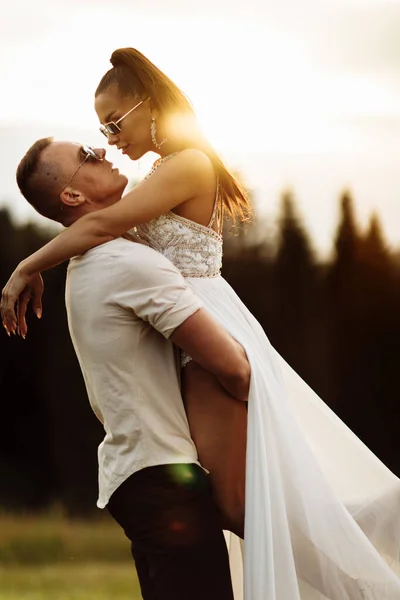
{"left": 186, "top": 274, "right": 400, "bottom": 600}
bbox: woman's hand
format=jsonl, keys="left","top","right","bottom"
{"left": 1, "top": 268, "right": 43, "bottom": 338}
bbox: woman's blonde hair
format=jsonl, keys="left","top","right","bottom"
{"left": 95, "top": 48, "right": 251, "bottom": 222}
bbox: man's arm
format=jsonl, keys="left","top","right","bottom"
{"left": 111, "top": 242, "right": 250, "bottom": 401}
{"left": 170, "top": 309, "right": 250, "bottom": 402}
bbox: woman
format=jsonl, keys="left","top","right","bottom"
{"left": 2, "top": 48, "right": 400, "bottom": 599}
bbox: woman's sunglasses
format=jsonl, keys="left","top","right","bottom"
{"left": 61, "top": 145, "right": 104, "bottom": 193}
{"left": 99, "top": 98, "right": 149, "bottom": 138}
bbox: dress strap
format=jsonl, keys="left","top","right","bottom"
{"left": 207, "top": 178, "right": 223, "bottom": 235}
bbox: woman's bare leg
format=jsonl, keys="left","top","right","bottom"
{"left": 181, "top": 361, "right": 247, "bottom": 538}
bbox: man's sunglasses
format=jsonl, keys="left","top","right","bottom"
{"left": 99, "top": 97, "right": 149, "bottom": 138}
{"left": 61, "top": 145, "right": 104, "bottom": 193}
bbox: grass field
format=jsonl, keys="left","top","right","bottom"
{"left": 0, "top": 563, "right": 140, "bottom": 600}
{"left": 0, "top": 513, "right": 141, "bottom": 599}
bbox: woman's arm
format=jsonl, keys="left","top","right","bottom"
{"left": 24, "top": 149, "right": 214, "bottom": 275}
{"left": 1, "top": 150, "right": 214, "bottom": 334}
{"left": 20, "top": 149, "right": 214, "bottom": 276}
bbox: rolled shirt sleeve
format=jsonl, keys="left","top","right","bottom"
{"left": 110, "top": 243, "right": 202, "bottom": 338}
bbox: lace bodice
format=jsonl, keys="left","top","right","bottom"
{"left": 134, "top": 153, "right": 223, "bottom": 278}
{"left": 136, "top": 212, "right": 222, "bottom": 278}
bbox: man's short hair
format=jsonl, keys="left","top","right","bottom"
{"left": 16, "top": 137, "right": 63, "bottom": 222}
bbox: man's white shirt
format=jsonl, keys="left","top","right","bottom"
{"left": 65, "top": 238, "right": 202, "bottom": 508}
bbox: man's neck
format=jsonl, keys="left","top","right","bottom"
{"left": 65, "top": 197, "right": 123, "bottom": 227}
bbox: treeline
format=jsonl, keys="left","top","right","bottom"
{"left": 1, "top": 191, "right": 400, "bottom": 515}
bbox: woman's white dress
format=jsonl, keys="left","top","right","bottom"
{"left": 137, "top": 194, "right": 400, "bottom": 599}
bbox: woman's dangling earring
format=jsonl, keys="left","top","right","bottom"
{"left": 150, "top": 116, "right": 167, "bottom": 150}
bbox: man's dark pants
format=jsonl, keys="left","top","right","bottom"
{"left": 107, "top": 463, "right": 235, "bottom": 600}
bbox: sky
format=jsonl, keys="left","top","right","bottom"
{"left": 0, "top": 0, "right": 399, "bottom": 256}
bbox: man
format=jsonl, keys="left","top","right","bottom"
{"left": 11, "top": 139, "right": 250, "bottom": 600}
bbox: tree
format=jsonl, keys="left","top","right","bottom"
{"left": 269, "top": 192, "right": 325, "bottom": 388}
{"left": 333, "top": 191, "right": 361, "bottom": 273}
{"left": 0, "top": 210, "right": 101, "bottom": 513}
{"left": 360, "top": 213, "right": 390, "bottom": 270}
{"left": 327, "top": 195, "right": 400, "bottom": 474}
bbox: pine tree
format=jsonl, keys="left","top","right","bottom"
{"left": 271, "top": 191, "right": 321, "bottom": 385}
{"left": 333, "top": 191, "right": 361, "bottom": 270}
{"left": 360, "top": 213, "right": 390, "bottom": 269}
{"left": 275, "top": 191, "right": 315, "bottom": 273}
